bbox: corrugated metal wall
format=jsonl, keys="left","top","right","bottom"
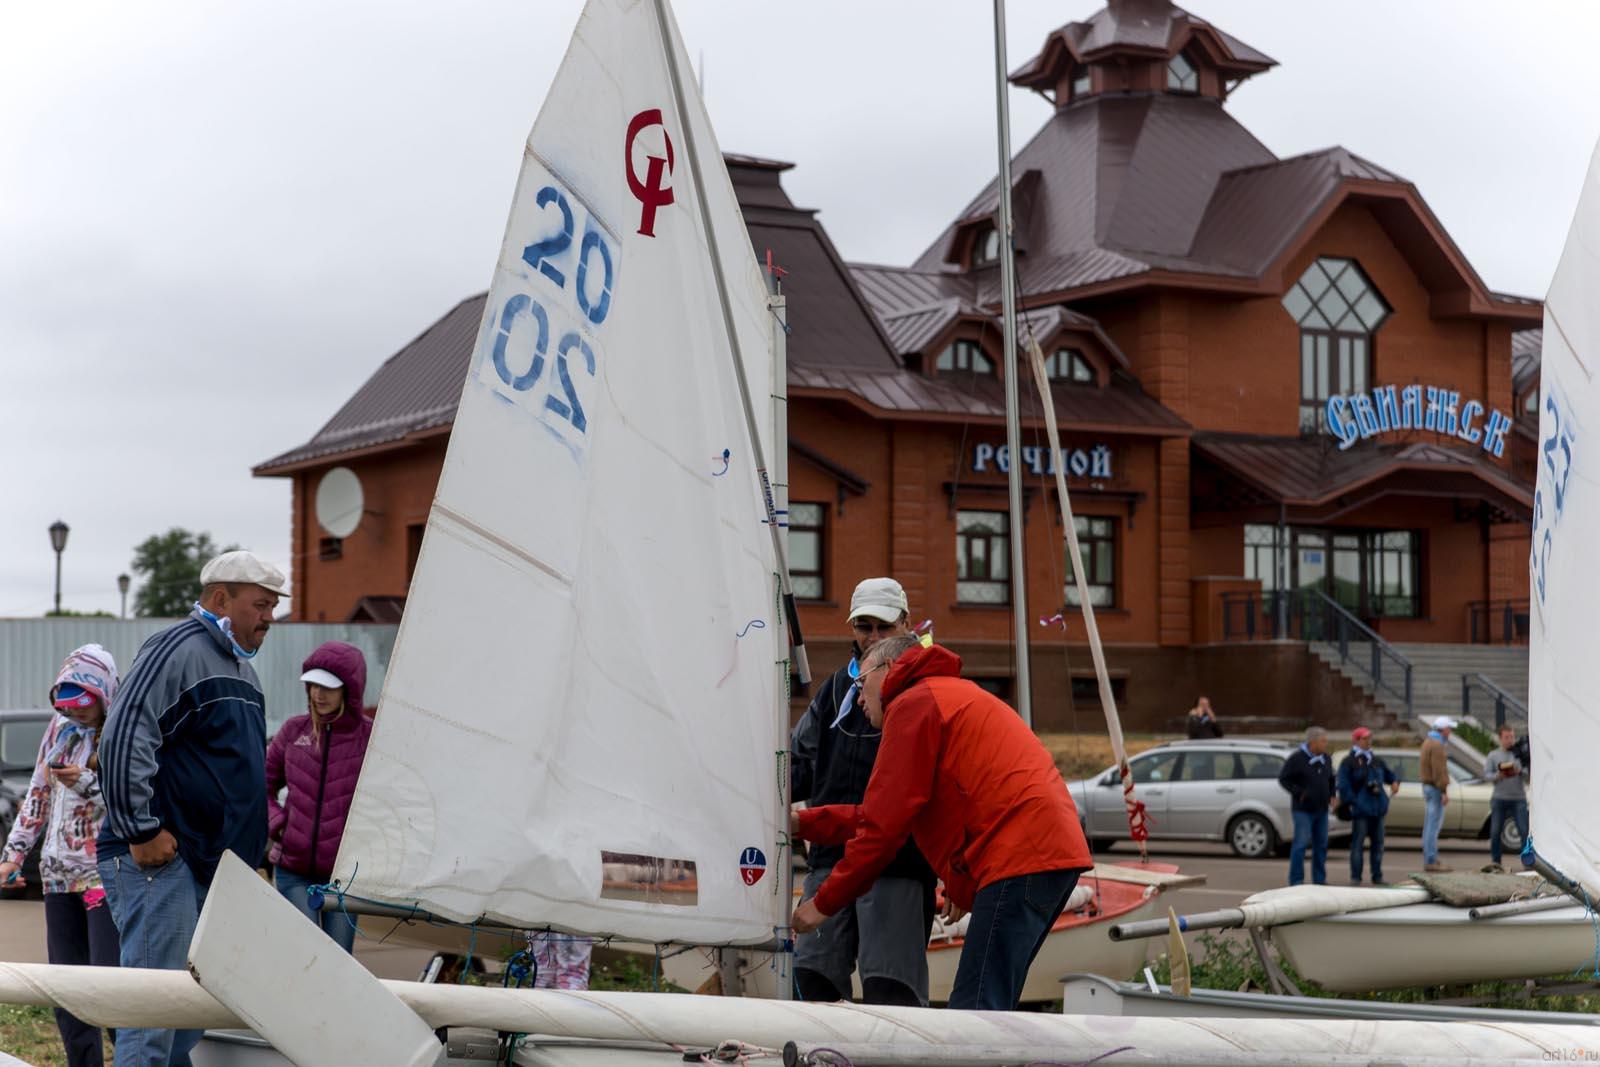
{"left": 0, "top": 619, "right": 398, "bottom": 731}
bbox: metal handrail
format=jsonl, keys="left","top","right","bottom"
{"left": 1461, "top": 672, "right": 1528, "bottom": 730}
{"left": 1466, "top": 598, "right": 1531, "bottom": 645}
{"left": 1308, "top": 589, "right": 1414, "bottom": 716}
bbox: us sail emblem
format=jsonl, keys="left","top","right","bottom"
{"left": 739, "top": 846, "right": 767, "bottom": 886}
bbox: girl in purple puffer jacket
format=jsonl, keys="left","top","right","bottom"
{"left": 265, "top": 641, "right": 372, "bottom": 952}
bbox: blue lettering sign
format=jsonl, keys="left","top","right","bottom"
{"left": 1326, "top": 396, "right": 1358, "bottom": 450}
{"left": 1481, "top": 409, "right": 1511, "bottom": 459}
{"left": 1457, "top": 400, "right": 1483, "bottom": 444}
{"left": 1351, "top": 393, "right": 1380, "bottom": 439}
{"left": 973, "top": 443, "right": 995, "bottom": 472}
{"left": 1373, "top": 385, "right": 1400, "bottom": 433}
{"left": 1400, "top": 385, "right": 1423, "bottom": 429}
{"left": 971, "top": 443, "right": 1115, "bottom": 479}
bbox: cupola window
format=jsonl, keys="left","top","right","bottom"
{"left": 1166, "top": 53, "right": 1197, "bottom": 93}
{"left": 1043, "top": 347, "right": 1095, "bottom": 383}
{"left": 1071, "top": 69, "right": 1091, "bottom": 98}
{"left": 971, "top": 225, "right": 1001, "bottom": 266}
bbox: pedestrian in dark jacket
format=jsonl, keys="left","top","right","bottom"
{"left": 98, "top": 550, "right": 284, "bottom": 1065}
{"left": 790, "top": 578, "right": 937, "bottom": 1007}
{"left": 266, "top": 641, "right": 373, "bottom": 952}
{"left": 1336, "top": 727, "right": 1400, "bottom": 885}
{"left": 1186, "top": 696, "right": 1223, "bottom": 739}
{"left": 1278, "top": 726, "right": 1335, "bottom": 886}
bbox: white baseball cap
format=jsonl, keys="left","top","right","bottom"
{"left": 300, "top": 668, "right": 344, "bottom": 689}
{"left": 848, "top": 577, "right": 908, "bottom": 624}
{"left": 200, "top": 550, "right": 291, "bottom": 597}
{"left": 1431, "top": 715, "right": 1458, "bottom": 730}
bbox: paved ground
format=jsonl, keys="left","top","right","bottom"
{"left": 0, "top": 836, "right": 1497, "bottom": 977}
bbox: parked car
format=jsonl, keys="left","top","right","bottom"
{"left": 1370, "top": 747, "right": 1522, "bottom": 854}
{"left": 0, "top": 710, "right": 53, "bottom": 899}
{"left": 1067, "top": 739, "right": 1345, "bottom": 859}
{"left": 1067, "top": 738, "right": 1511, "bottom": 860}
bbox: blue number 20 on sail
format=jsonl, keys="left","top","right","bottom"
{"left": 479, "top": 156, "right": 621, "bottom": 460}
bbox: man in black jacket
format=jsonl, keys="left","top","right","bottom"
{"left": 790, "top": 578, "right": 937, "bottom": 1006}
{"left": 1278, "top": 726, "right": 1336, "bottom": 886}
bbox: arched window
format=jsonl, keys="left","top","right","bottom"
{"left": 1281, "top": 257, "right": 1390, "bottom": 432}
{"left": 935, "top": 339, "right": 994, "bottom": 374}
{"left": 1167, "top": 53, "right": 1197, "bottom": 93}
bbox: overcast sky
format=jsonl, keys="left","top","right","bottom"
{"left": 4, "top": 0, "right": 1597, "bottom": 617}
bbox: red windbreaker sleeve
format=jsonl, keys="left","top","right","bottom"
{"left": 810, "top": 692, "right": 942, "bottom": 917}
{"left": 796, "top": 803, "right": 861, "bottom": 846}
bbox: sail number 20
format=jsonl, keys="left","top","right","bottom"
{"left": 481, "top": 165, "right": 620, "bottom": 455}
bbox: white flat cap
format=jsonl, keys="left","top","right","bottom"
{"left": 200, "top": 550, "right": 291, "bottom": 597}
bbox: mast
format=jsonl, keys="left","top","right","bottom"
{"left": 652, "top": 0, "right": 801, "bottom": 989}
{"left": 992, "top": 0, "right": 1032, "bottom": 725}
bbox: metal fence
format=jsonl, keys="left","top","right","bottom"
{"left": 0, "top": 618, "right": 398, "bottom": 731}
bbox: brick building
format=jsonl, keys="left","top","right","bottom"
{"left": 257, "top": 0, "right": 1542, "bottom": 731}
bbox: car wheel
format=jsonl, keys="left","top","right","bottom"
{"left": 1228, "top": 813, "right": 1277, "bottom": 859}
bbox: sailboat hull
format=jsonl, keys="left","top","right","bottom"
{"left": 1270, "top": 901, "right": 1597, "bottom": 992}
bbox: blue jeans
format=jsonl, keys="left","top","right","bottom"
{"left": 274, "top": 868, "right": 357, "bottom": 953}
{"left": 1422, "top": 785, "right": 1445, "bottom": 865}
{"left": 98, "top": 852, "right": 208, "bottom": 1067}
{"left": 1288, "top": 809, "right": 1328, "bottom": 886}
{"left": 1348, "top": 814, "right": 1386, "bottom": 883}
{"left": 1489, "top": 798, "right": 1529, "bottom": 865}
{"left": 948, "top": 868, "right": 1080, "bottom": 1010}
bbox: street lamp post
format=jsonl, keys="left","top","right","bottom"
{"left": 48, "top": 520, "right": 70, "bottom": 616}
{"left": 117, "top": 573, "right": 131, "bottom": 619}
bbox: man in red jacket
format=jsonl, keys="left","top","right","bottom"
{"left": 790, "top": 635, "right": 1091, "bottom": 1010}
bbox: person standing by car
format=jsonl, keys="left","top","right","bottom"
{"left": 1483, "top": 724, "right": 1529, "bottom": 871}
{"left": 1278, "top": 726, "right": 1335, "bottom": 886}
{"left": 1186, "top": 697, "right": 1223, "bottom": 739}
{"left": 0, "top": 644, "right": 121, "bottom": 1067}
{"left": 1420, "top": 716, "right": 1455, "bottom": 873}
{"left": 1336, "top": 727, "right": 1400, "bottom": 885}
{"left": 265, "top": 642, "right": 373, "bottom": 952}
{"left": 789, "top": 578, "right": 937, "bottom": 1007}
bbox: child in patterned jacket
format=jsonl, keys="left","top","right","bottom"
{"left": 0, "top": 643, "right": 121, "bottom": 1067}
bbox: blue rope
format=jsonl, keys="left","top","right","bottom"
{"left": 712, "top": 449, "right": 731, "bottom": 477}
{"left": 1523, "top": 836, "right": 1600, "bottom": 978}
{"left": 736, "top": 619, "right": 766, "bottom": 638}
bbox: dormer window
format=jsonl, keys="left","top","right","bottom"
{"left": 1167, "top": 53, "right": 1197, "bottom": 93}
{"left": 936, "top": 339, "right": 994, "bottom": 375}
{"left": 1043, "top": 347, "right": 1095, "bottom": 384}
{"left": 1071, "top": 69, "right": 1091, "bottom": 98}
{"left": 972, "top": 225, "right": 1000, "bottom": 266}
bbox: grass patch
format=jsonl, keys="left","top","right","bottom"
{"left": 0, "top": 1002, "right": 113, "bottom": 1066}
{"left": 1455, "top": 720, "right": 1494, "bottom": 756}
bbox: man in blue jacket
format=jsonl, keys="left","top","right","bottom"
{"left": 98, "top": 551, "right": 284, "bottom": 1066}
{"left": 1277, "top": 726, "right": 1336, "bottom": 886}
{"left": 1336, "top": 727, "right": 1401, "bottom": 885}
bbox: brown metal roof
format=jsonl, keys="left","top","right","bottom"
{"left": 1193, "top": 432, "right": 1533, "bottom": 514}
{"left": 913, "top": 94, "right": 1278, "bottom": 281}
{"left": 255, "top": 294, "right": 483, "bottom": 473}
{"left": 257, "top": 154, "right": 1182, "bottom": 477}
{"left": 1011, "top": 0, "right": 1276, "bottom": 90}
{"left": 791, "top": 363, "right": 1186, "bottom": 435}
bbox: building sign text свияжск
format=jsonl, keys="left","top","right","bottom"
{"left": 1325, "top": 385, "right": 1511, "bottom": 458}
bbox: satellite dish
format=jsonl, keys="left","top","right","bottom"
{"left": 315, "top": 467, "right": 364, "bottom": 539}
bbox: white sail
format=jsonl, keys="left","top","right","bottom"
{"left": 1528, "top": 136, "right": 1600, "bottom": 897}
{"left": 333, "top": 0, "right": 785, "bottom": 944}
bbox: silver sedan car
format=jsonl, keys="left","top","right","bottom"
{"left": 1065, "top": 739, "right": 1350, "bottom": 859}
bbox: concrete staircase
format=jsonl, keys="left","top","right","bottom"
{"left": 1310, "top": 642, "right": 1528, "bottom": 731}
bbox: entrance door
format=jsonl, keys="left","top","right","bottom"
{"left": 1294, "top": 531, "right": 1328, "bottom": 638}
